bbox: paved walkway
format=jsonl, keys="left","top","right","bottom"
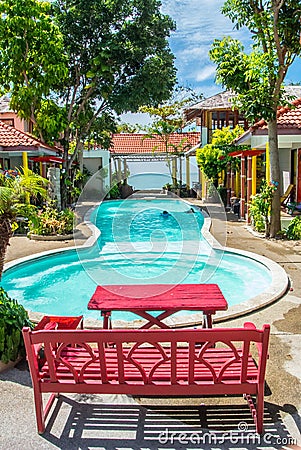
{"left": 1, "top": 207, "right": 301, "bottom": 449}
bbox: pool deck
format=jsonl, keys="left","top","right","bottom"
{"left": 1, "top": 202, "right": 301, "bottom": 449}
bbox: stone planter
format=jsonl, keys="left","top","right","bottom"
{"left": 28, "top": 229, "right": 80, "bottom": 241}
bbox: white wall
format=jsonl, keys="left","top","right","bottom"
{"left": 279, "top": 148, "right": 291, "bottom": 193}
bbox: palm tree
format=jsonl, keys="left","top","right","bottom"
{"left": 0, "top": 169, "right": 48, "bottom": 279}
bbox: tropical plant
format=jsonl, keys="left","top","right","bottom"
{"left": 63, "top": 167, "right": 91, "bottom": 205}
{"left": 196, "top": 126, "right": 245, "bottom": 186}
{"left": 286, "top": 216, "right": 301, "bottom": 240}
{"left": 28, "top": 205, "right": 76, "bottom": 236}
{"left": 107, "top": 184, "right": 121, "bottom": 200}
{"left": 209, "top": 0, "right": 301, "bottom": 237}
{"left": 0, "top": 288, "right": 33, "bottom": 364}
{"left": 0, "top": 169, "right": 48, "bottom": 279}
{"left": 248, "top": 181, "right": 276, "bottom": 236}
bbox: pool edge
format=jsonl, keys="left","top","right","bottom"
{"left": 3, "top": 201, "right": 289, "bottom": 328}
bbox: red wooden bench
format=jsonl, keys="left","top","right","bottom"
{"left": 22, "top": 322, "right": 270, "bottom": 435}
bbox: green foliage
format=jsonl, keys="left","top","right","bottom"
{"left": 139, "top": 86, "right": 201, "bottom": 137}
{"left": 249, "top": 181, "right": 276, "bottom": 236}
{"left": 209, "top": 1, "right": 301, "bottom": 237}
{"left": 117, "top": 123, "right": 143, "bottom": 133}
{"left": 28, "top": 205, "right": 76, "bottom": 236}
{"left": 286, "top": 216, "right": 301, "bottom": 240}
{"left": 0, "top": 169, "right": 48, "bottom": 219}
{"left": 210, "top": 38, "right": 280, "bottom": 122}
{"left": 0, "top": 168, "right": 49, "bottom": 278}
{"left": 0, "top": 288, "right": 33, "bottom": 363}
{"left": 196, "top": 125, "right": 245, "bottom": 183}
{"left": 0, "top": 0, "right": 177, "bottom": 206}
{"left": 64, "top": 167, "right": 91, "bottom": 204}
{"left": 54, "top": 0, "right": 176, "bottom": 170}
{"left": 140, "top": 101, "right": 185, "bottom": 132}
{"left": 0, "top": 0, "right": 68, "bottom": 140}
{"left": 108, "top": 184, "right": 121, "bottom": 199}
{"left": 140, "top": 92, "right": 200, "bottom": 185}
{"left": 84, "top": 113, "right": 117, "bottom": 151}
{"left": 209, "top": 0, "right": 301, "bottom": 123}
{"left": 35, "top": 100, "right": 68, "bottom": 145}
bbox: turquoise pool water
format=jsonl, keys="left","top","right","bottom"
{"left": 2, "top": 199, "right": 272, "bottom": 321}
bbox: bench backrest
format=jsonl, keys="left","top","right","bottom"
{"left": 22, "top": 323, "right": 270, "bottom": 387}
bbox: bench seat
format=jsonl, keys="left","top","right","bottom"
{"left": 40, "top": 347, "right": 259, "bottom": 386}
{"left": 23, "top": 323, "right": 270, "bottom": 434}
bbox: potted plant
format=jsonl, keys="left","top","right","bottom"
{"left": 0, "top": 288, "right": 33, "bottom": 370}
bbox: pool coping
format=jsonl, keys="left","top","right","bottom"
{"left": 3, "top": 201, "right": 289, "bottom": 328}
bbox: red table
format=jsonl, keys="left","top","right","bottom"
{"left": 88, "top": 284, "right": 228, "bottom": 329}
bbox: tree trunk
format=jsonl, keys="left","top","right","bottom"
{"left": 61, "top": 137, "right": 70, "bottom": 210}
{"left": 0, "top": 217, "right": 13, "bottom": 280}
{"left": 268, "top": 119, "right": 281, "bottom": 237}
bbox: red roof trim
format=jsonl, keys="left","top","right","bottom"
{"left": 29, "top": 156, "right": 65, "bottom": 163}
{"left": 229, "top": 149, "right": 265, "bottom": 157}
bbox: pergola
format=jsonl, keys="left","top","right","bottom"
{"left": 109, "top": 133, "right": 200, "bottom": 188}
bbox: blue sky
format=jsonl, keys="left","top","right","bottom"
{"left": 122, "top": 0, "right": 301, "bottom": 124}
{"left": 161, "top": 0, "right": 301, "bottom": 98}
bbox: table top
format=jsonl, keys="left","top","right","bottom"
{"left": 88, "top": 284, "right": 228, "bottom": 312}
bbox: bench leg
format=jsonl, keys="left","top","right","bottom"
{"left": 244, "top": 392, "right": 264, "bottom": 434}
{"left": 33, "top": 387, "right": 46, "bottom": 434}
{"left": 255, "top": 388, "right": 264, "bottom": 435}
{"left": 33, "top": 388, "right": 57, "bottom": 434}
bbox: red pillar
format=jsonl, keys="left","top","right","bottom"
{"left": 297, "top": 149, "right": 301, "bottom": 203}
{"left": 240, "top": 157, "right": 246, "bottom": 219}
{"left": 246, "top": 156, "right": 252, "bottom": 224}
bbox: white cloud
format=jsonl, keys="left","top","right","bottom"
{"left": 195, "top": 65, "right": 216, "bottom": 82}
{"left": 160, "top": 0, "right": 255, "bottom": 96}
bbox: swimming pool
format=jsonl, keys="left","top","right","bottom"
{"left": 2, "top": 198, "right": 286, "bottom": 323}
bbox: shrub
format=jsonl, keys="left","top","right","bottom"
{"left": 286, "top": 216, "right": 301, "bottom": 240}
{"left": 108, "top": 184, "right": 120, "bottom": 199}
{"left": 0, "top": 288, "right": 33, "bottom": 363}
{"left": 249, "top": 181, "right": 276, "bottom": 236}
{"left": 28, "top": 205, "right": 76, "bottom": 236}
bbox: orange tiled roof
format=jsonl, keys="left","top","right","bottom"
{"left": 0, "top": 120, "right": 58, "bottom": 151}
{"left": 109, "top": 132, "right": 200, "bottom": 155}
{"left": 251, "top": 98, "right": 301, "bottom": 131}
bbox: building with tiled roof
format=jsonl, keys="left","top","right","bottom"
{"left": 0, "top": 95, "right": 34, "bottom": 133}
{"left": 0, "top": 121, "right": 60, "bottom": 171}
{"left": 184, "top": 87, "right": 301, "bottom": 148}
{"left": 235, "top": 98, "right": 301, "bottom": 142}
{"left": 109, "top": 132, "right": 200, "bottom": 160}
{"left": 235, "top": 98, "right": 301, "bottom": 203}
{"left": 0, "top": 121, "right": 59, "bottom": 152}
